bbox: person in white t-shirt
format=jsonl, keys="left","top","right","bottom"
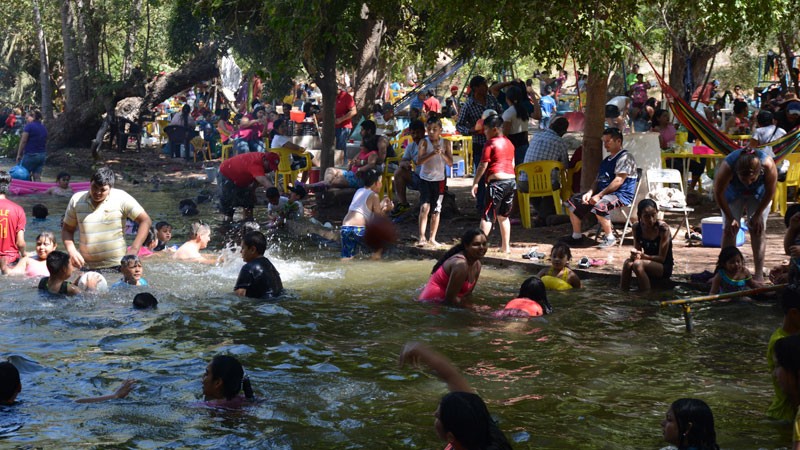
{"left": 270, "top": 118, "right": 309, "bottom": 184}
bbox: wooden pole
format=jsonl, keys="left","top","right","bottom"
{"left": 660, "top": 284, "right": 786, "bottom": 307}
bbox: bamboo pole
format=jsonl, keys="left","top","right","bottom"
{"left": 660, "top": 284, "right": 786, "bottom": 307}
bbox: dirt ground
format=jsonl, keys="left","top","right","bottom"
{"left": 18, "top": 147, "right": 793, "bottom": 285}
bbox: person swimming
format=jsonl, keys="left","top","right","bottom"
{"left": 494, "top": 276, "right": 554, "bottom": 318}
{"left": 201, "top": 355, "right": 255, "bottom": 409}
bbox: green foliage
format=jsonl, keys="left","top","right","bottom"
{"left": 715, "top": 48, "right": 760, "bottom": 91}
{"left": 0, "top": 134, "right": 20, "bottom": 158}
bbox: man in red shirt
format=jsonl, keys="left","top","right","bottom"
{"left": 0, "top": 171, "right": 26, "bottom": 267}
{"left": 422, "top": 90, "right": 441, "bottom": 115}
{"left": 217, "top": 152, "right": 279, "bottom": 221}
{"left": 335, "top": 85, "right": 356, "bottom": 151}
{"left": 471, "top": 112, "right": 516, "bottom": 254}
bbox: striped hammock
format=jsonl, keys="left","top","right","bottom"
{"left": 637, "top": 44, "right": 800, "bottom": 161}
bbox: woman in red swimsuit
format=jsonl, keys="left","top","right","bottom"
{"left": 418, "top": 228, "right": 487, "bottom": 306}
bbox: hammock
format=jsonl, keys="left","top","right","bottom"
{"left": 635, "top": 43, "right": 800, "bottom": 161}
{"left": 9, "top": 179, "right": 90, "bottom": 196}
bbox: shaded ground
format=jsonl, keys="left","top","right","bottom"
{"left": 13, "top": 145, "right": 792, "bottom": 286}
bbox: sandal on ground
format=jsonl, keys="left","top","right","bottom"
{"left": 577, "top": 256, "right": 591, "bottom": 269}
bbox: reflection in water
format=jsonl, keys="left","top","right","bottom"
{"left": 0, "top": 182, "right": 788, "bottom": 448}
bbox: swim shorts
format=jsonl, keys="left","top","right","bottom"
{"left": 566, "top": 192, "right": 623, "bottom": 219}
{"left": 482, "top": 179, "right": 516, "bottom": 222}
{"left": 340, "top": 225, "right": 366, "bottom": 258}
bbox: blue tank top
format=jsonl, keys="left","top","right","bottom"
{"left": 597, "top": 150, "right": 637, "bottom": 205}
{"left": 723, "top": 149, "right": 768, "bottom": 202}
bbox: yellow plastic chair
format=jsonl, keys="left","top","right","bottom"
{"left": 380, "top": 156, "right": 402, "bottom": 200}
{"left": 445, "top": 135, "right": 473, "bottom": 175}
{"left": 157, "top": 120, "right": 169, "bottom": 144}
{"left": 560, "top": 160, "right": 582, "bottom": 201}
{"left": 515, "top": 161, "right": 565, "bottom": 228}
{"left": 191, "top": 137, "right": 212, "bottom": 162}
{"left": 390, "top": 135, "right": 412, "bottom": 151}
{"left": 220, "top": 143, "right": 233, "bottom": 161}
{"left": 774, "top": 153, "right": 800, "bottom": 216}
{"left": 269, "top": 147, "right": 312, "bottom": 192}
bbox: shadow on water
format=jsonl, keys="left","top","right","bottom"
{"left": 0, "top": 180, "right": 792, "bottom": 448}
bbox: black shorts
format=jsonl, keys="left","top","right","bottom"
{"left": 483, "top": 179, "right": 516, "bottom": 221}
{"left": 419, "top": 178, "right": 446, "bottom": 213}
{"left": 218, "top": 173, "right": 256, "bottom": 215}
{"left": 290, "top": 154, "right": 307, "bottom": 170}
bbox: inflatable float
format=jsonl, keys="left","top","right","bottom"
{"left": 541, "top": 275, "right": 573, "bottom": 291}
{"left": 9, "top": 179, "right": 90, "bottom": 196}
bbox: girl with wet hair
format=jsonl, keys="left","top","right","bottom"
{"left": 661, "top": 398, "right": 720, "bottom": 450}
{"left": 202, "top": 355, "right": 255, "bottom": 408}
{"left": 399, "top": 342, "right": 512, "bottom": 450}
{"left": 420, "top": 228, "right": 488, "bottom": 306}
{"left": 620, "top": 198, "right": 673, "bottom": 291}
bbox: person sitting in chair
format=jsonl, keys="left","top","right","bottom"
{"left": 562, "top": 127, "right": 637, "bottom": 248}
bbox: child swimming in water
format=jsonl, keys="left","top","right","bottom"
{"left": 45, "top": 172, "right": 74, "bottom": 197}
{"left": 493, "top": 276, "right": 554, "bottom": 318}
{"left": 2, "top": 231, "right": 56, "bottom": 277}
{"left": 112, "top": 255, "right": 149, "bottom": 288}
{"left": 201, "top": 355, "right": 255, "bottom": 409}
{"left": 709, "top": 246, "right": 759, "bottom": 295}
{"left": 153, "top": 221, "right": 173, "bottom": 252}
{"left": 537, "top": 242, "right": 581, "bottom": 289}
{"left": 234, "top": 231, "right": 283, "bottom": 299}
{"left": 661, "top": 398, "right": 720, "bottom": 450}
{"left": 38, "top": 250, "right": 82, "bottom": 295}
{"left": 173, "top": 222, "right": 217, "bottom": 263}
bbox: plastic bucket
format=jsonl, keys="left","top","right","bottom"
{"left": 309, "top": 167, "right": 320, "bottom": 184}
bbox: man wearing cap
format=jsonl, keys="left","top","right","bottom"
{"left": 234, "top": 105, "right": 267, "bottom": 153}
{"left": 335, "top": 84, "right": 356, "bottom": 152}
{"left": 217, "top": 152, "right": 279, "bottom": 221}
{"left": 447, "top": 86, "right": 460, "bottom": 116}
{"left": 775, "top": 93, "right": 800, "bottom": 132}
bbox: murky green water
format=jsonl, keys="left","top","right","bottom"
{"left": 0, "top": 178, "right": 792, "bottom": 449}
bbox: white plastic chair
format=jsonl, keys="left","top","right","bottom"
{"left": 616, "top": 168, "right": 643, "bottom": 247}
{"left": 644, "top": 168, "right": 695, "bottom": 241}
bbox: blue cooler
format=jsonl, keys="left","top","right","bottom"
{"left": 447, "top": 156, "right": 465, "bottom": 177}
{"left": 701, "top": 216, "right": 746, "bottom": 247}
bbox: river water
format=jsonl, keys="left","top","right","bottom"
{"left": 0, "top": 180, "right": 791, "bottom": 448}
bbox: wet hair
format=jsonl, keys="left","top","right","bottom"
{"left": 469, "top": 75, "right": 487, "bottom": 90}
{"left": 46, "top": 250, "right": 71, "bottom": 276}
{"left": 36, "top": 231, "right": 56, "bottom": 246}
{"left": 505, "top": 86, "right": 529, "bottom": 122}
{"left": 189, "top": 222, "right": 211, "bottom": 239}
{"left": 133, "top": 292, "right": 158, "bottom": 309}
{"left": 776, "top": 334, "right": 800, "bottom": 376}
{"left": 0, "top": 171, "right": 11, "bottom": 195}
{"left": 266, "top": 187, "right": 280, "bottom": 200}
{"left": 56, "top": 172, "right": 71, "bottom": 181}
{"left": 785, "top": 204, "right": 800, "bottom": 228}
{"left": 669, "top": 398, "right": 719, "bottom": 450}
{"left": 780, "top": 284, "right": 800, "bottom": 313}
{"left": 756, "top": 110, "right": 774, "bottom": 127}
{"left": 155, "top": 221, "right": 172, "bottom": 232}
{"left": 0, "top": 361, "right": 21, "bottom": 403}
{"left": 483, "top": 112, "right": 504, "bottom": 130}
{"left": 431, "top": 228, "right": 486, "bottom": 274}
{"left": 550, "top": 117, "right": 569, "bottom": 136}
{"left": 361, "top": 168, "right": 381, "bottom": 188}
{"left": 32, "top": 204, "right": 48, "bottom": 220}
{"left": 438, "top": 391, "right": 512, "bottom": 450}
{"left": 119, "top": 254, "right": 141, "bottom": 268}
{"left": 714, "top": 246, "right": 743, "bottom": 274}
{"left": 734, "top": 151, "right": 762, "bottom": 177}
{"left": 602, "top": 127, "right": 624, "bottom": 144}
{"left": 243, "top": 230, "right": 267, "bottom": 255}
{"left": 409, "top": 119, "right": 425, "bottom": 132}
{"left": 142, "top": 227, "right": 156, "bottom": 248}
{"left": 652, "top": 109, "right": 669, "bottom": 129}
{"left": 361, "top": 119, "right": 377, "bottom": 135}
{"left": 636, "top": 198, "right": 659, "bottom": 220}
{"left": 209, "top": 355, "right": 254, "bottom": 400}
{"left": 91, "top": 167, "right": 115, "bottom": 188}
{"left": 519, "top": 276, "right": 552, "bottom": 314}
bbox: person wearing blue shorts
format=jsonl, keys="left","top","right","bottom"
{"left": 340, "top": 169, "right": 393, "bottom": 259}
{"left": 15, "top": 110, "right": 47, "bottom": 182}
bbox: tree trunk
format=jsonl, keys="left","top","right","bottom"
{"left": 668, "top": 35, "right": 722, "bottom": 101}
{"left": 312, "top": 42, "right": 339, "bottom": 174}
{"left": 33, "top": 0, "right": 53, "bottom": 121}
{"left": 779, "top": 32, "right": 799, "bottom": 96}
{"left": 121, "top": 0, "right": 142, "bottom": 79}
{"left": 49, "top": 44, "right": 220, "bottom": 150}
{"left": 354, "top": 11, "right": 386, "bottom": 119}
{"left": 60, "top": 0, "right": 81, "bottom": 110}
{"left": 581, "top": 66, "right": 609, "bottom": 191}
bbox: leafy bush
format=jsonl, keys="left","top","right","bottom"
{"left": 0, "top": 134, "right": 19, "bottom": 158}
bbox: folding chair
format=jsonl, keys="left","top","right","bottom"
{"left": 644, "top": 168, "right": 695, "bottom": 242}
{"left": 614, "top": 168, "right": 644, "bottom": 247}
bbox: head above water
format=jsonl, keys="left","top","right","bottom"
{"left": 242, "top": 230, "right": 267, "bottom": 255}
{"left": 437, "top": 391, "right": 511, "bottom": 450}
{"left": 0, "top": 361, "right": 21, "bottom": 405}
{"left": 189, "top": 222, "right": 211, "bottom": 240}
{"left": 205, "top": 355, "right": 245, "bottom": 400}
{"left": 714, "top": 246, "right": 743, "bottom": 275}
{"left": 133, "top": 292, "right": 158, "bottom": 309}
{"left": 518, "top": 276, "right": 552, "bottom": 314}
{"left": 664, "top": 398, "right": 718, "bottom": 450}
{"left": 46, "top": 250, "right": 72, "bottom": 277}
{"left": 32, "top": 204, "right": 48, "bottom": 220}
{"left": 431, "top": 228, "right": 487, "bottom": 275}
